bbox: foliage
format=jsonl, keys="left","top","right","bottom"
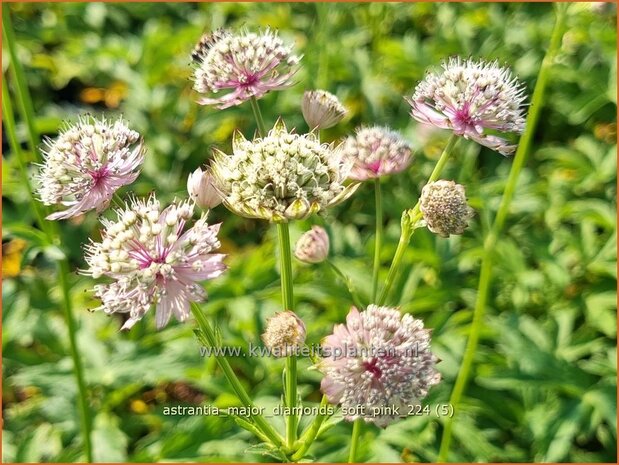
{"left": 2, "top": 2, "right": 617, "bottom": 462}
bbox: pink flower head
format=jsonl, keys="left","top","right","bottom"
{"left": 36, "top": 116, "right": 145, "bottom": 220}
{"left": 407, "top": 58, "right": 527, "bottom": 156}
{"left": 342, "top": 127, "right": 413, "bottom": 181}
{"left": 319, "top": 305, "right": 441, "bottom": 428}
{"left": 85, "top": 196, "right": 226, "bottom": 330}
{"left": 192, "top": 28, "right": 301, "bottom": 109}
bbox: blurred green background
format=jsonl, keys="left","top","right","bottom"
{"left": 2, "top": 2, "right": 617, "bottom": 463}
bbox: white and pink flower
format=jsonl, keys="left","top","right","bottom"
{"left": 85, "top": 196, "right": 226, "bottom": 330}
{"left": 407, "top": 58, "right": 527, "bottom": 156}
{"left": 319, "top": 305, "right": 441, "bottom": 427}
{"left": 36, "top": 116, "right": 145, "bottom": 220}
{"left": 341, "top": 127, "right": 413, "bottom": 181}
{"left": 192, "top": 29, "right": 301, "bottom": 109}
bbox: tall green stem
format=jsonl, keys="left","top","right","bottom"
{"left": 57, "top": 259, "right": 93, "bottom": 461}
{"left": 348, "top": 419, "right": 362, "bottom": 462}
{"left": 2, "top": 79, "right": 49, "bottom": 235}
{"left": 371, "top": 179, "right": 383, "bottom": 303}
{"left": 3, "top": 5, "right": 39, "bottom": 159}
{"left": 2, "top": 78, "right": 93, "bottom": 462}
{"left": 277, "top": 223, "right": 299, "bottom": 449}
{"left": 377, "top": 134, "right": 458, "bottom": 305}
{"left": 249, "top": 96, "right": 267, "bottom": 137}
{"left": 437, "top": 6, "right": 568, "bottom": 462}
{"left": 292, "top": 395, "right": 331, "bottom": 461}
{"left": 190, "top": 303, "right": 286, "bottom": 450}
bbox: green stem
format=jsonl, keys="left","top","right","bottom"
{"left": 292, "top": 395, "right": 331, "bottom": 461}
{"left": 249, "top": 96, "right": 267, "bottom": 137}
{"left": 276, "top": 223, "right": 299, "bottom": 449}
{"left": 437, "top": 6, "right": 568, "bottom": 462}
{"left": 326, "top": 260, "right": 364, "bottom": 309}
{"left": 371, "top": 178, "right": 383, "bottom": 303}
{"left": 3, "top": 5, "right": 40, "bottom": 159}
{"left": 2, "top": 78, "right": 49, "bottom": 236}
{"left": 315, "top": 2, "right": 329, "bottom": 89}
{"left": 2, "top": 77, "right": 93, "bottom": 462}
{"left": 58, "top": 259, "right": 94, "bottom": 461}
{"left": 112, "top": 193, "right": 125, "bottom": 209}
{"left": 348, "top": 419, "right": 362, "bottom": 463}
{"left": 377, "top": 134, "right": 458, "bottom": 305}
{"left": 190, "top": 303, "right": 286, "bottom": 450}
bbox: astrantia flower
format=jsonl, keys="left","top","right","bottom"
{"left": 192, "top": 28, "right": 301, "bottom": 109}
{"left": 85, "top": 196, "right": 226, "bottom": 330}
{"left": 210, "top": 118, "right": 358, "bottom": 222}
{"left": 342, "top": 127, "right": 413, "bottom": 181}
{"left": 187, "top": 167, "right": 223, "bottom": 209}
{"left": 420, "top": 180, "right": 474, "bottom": 238}
{"left": 36, "top": 116, "right": 145, "bottom": 220}
{"left": 302, "top": 90, "right": 347, "bottom": 130}
{"left": 319, "top": 305, "right": 440, "bottom": 428}
{"left": 407, "top": 58, "right": 527, "bottom": 156}
{"left": 294, "top": 226, "right": 330, "bottom": 264}
{"left": 262, "top": 311, "right": 306, "bottom": 357}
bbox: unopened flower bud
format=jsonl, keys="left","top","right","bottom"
{"left": 302, "top": 90, "right": 347, "bottom": 130}
{"left": 419, "top": 180, "right": 474, "bottom": 238}
{"left": 294, "top": 226, "right": 330, "bottom": 263}
{"left": 187, "top": 168, "right": 222, "bottom": 209}
{"left": 262, "top": 311, "right": 306, "bottom": 357}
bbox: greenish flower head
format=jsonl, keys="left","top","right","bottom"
{"left": 210, "top": 118, "right": 359, "bottom": 222}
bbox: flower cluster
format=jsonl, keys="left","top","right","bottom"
{"left": 302, "top": 90, "right": 347, "bottom": 130}
{"left": 84, "top": 196, "right": 226, "bottom": 330}
{"left": 36, "top": 116, "right": 145, "bottom": 220}
{"left": 319, "top": 305, "right": 441, "bottom": 427}
{"left": 192, "top": 29, "right": 301, "bottom": 109}
{"left": 210, "top": 119, "right": 358, "bottom": 222}
{"left": 407, "top": 58, "right": 526, "bottom": 155}
{"left": 420, "top": 180, "right": 474, "bottom": 237}
{"left": 341, "top": 127, "right": 413, "bottom": 181}
{"left": 262, "top": 311, "right": 307, "bottom": 357}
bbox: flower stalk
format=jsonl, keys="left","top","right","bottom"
{"left": 371, "top": 178, "right": 383, "bottom": 302}
{"left": 2, "top": 75, "right": 94, "bottom": 462}
{"left": 437, "top": 5, "right": 569, "bottom": 461}
{"left": 190, "top": 302, "right": 287, "bottom": 450}
{"left": 250, "top": 96, "right": 267, "bottom": 137}
{"left": 3, "top": 5, "right": 39, "bottom": 159}
{"left": 348, "top": 419, "right": 362, "bottom": 462}
{"left": 377, "top": 134, "right": 458, "bottom": 305}
{"left": 292, "top": 395, "right": 331, "bottom": 461}
{"left": 277, "top": 222, "right": 299, "bottom": 449}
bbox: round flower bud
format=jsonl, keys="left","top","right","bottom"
{"left": 419, "top": 180, "right": 474, "bottom": 238}
{"left": 294, "top": 226, "right": 330, "bottom": 264}
{"left": 187, "top": 167, "right": 223, "bottom": 209}
{"left": 262, "top": 311, "right": 306, "bottom": 357}
{"left": 302, "top": 90, "right": 347, "bottom": 130}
